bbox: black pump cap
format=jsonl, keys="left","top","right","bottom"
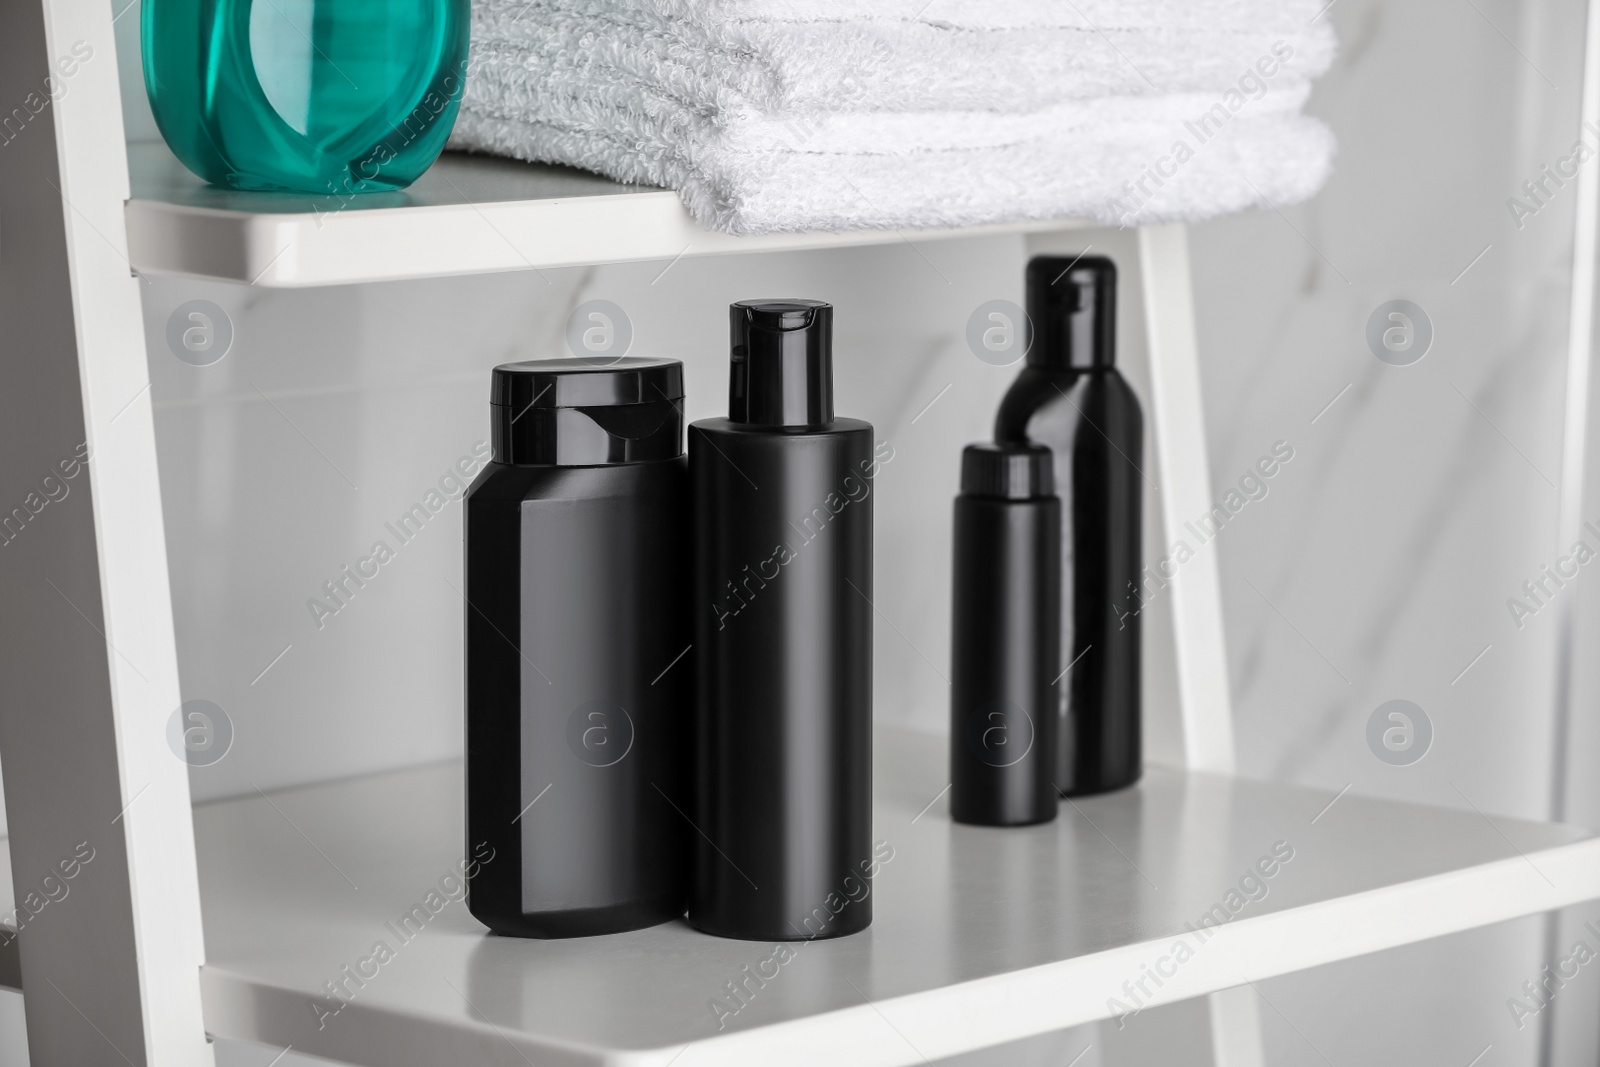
{"left": 960, "top": 442, "right": 1054, "bottom": 500}
{"left": 1026, "top": 255, "right": 1116, "bottom": 370}
{"left": 490, "top": 357, "right": 683, "bottom": 466}
{"left": 729, "top": 300, "right": 834, "bottom": 427}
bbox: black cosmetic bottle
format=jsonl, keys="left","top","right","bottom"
{"left": 689, "top": 300, "right": 877, "bottom": 942}
{"left": 995, "top": 256, "right": 1143, "bottom": 796}
{"left": 950, "top": 443, "right": 1060, "bottom": 826}
{"left": 464, "top": 357, "right": 688, "bottom": 938}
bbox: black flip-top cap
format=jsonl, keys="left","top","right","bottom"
{"left": 492, "top": 356, "right": 683, "bottom": 410}
{"left": 728, "top": 300, "right": 834, "bottom": 427}
{"left": 490, "top": 357, "right": 684, "bottom": 466}
{"left": 960, "top": 442, "right": 1054, "bottom": 500}
{"left": 1026, "top": 255, "right": 1116, "bottom": 370}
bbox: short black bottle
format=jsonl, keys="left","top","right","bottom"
{"left": 689, "top": 300, "right": 877, "bottom": 942}
{"left": 464, "top": 357, "right": 689, "bottom": 938}
{"left": 995, "top": 256, "right": 1143, "bottom": 796}
{"left": 950, "top": 443, "right": 1060, "bottom": 826}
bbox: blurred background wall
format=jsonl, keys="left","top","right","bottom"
{"left": 7, "top": 0, "right": 1600, "bottom": 1063}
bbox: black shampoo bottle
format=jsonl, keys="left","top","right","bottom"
{"left": 464, "top": 357, "right": 688, "bottom": 937}
{"left": 995, "top": 257, "right": 1143, "bottom": 796}
{"left": 689, "top": 300, "right": 878, "bottom": 941}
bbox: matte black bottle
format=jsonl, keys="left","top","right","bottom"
{"left": 464, "top": 357, "right": 689, "bottom": 938}
{"left": 689, "top": 301, "right": 877, "bottom": 942}
{"left": 995, "top": 256, "right": 1143, "bottom": 796}
{"left": 950, "top": 443, "right": 1060, "bottom": 826}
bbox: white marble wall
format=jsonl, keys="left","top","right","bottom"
{"left": 1190, "top": 0, "right": 1600, "bottom": 1061}
{"left": 62, "top": 0, "right": 1600, "bottom": 1063}
{"left": 1207, "top": 0, "right": 1580, "bottom": 819}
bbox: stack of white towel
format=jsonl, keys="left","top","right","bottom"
{"left": 449, "top": 1, "right": 1338, "bottom": 235}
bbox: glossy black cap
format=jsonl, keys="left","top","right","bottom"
{"left": 960, "top": 442, "right": 1054, "bottom": 500}
{"left": 1026, "top": 255, "right": 1116, "bottom": 370}
{"left": 492, "top": 357, "right": 683, "bottom": 409}
{"left": 490, "top": 357, "right": 683, "bottom": 466}
{"left": 728, "top": 300, "right": 834, "bottom": 427}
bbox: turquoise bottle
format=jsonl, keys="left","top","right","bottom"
{"left": 142, "top": 0, "right": 469, "bottom": 194}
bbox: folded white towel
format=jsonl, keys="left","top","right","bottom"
{"left": 472, "top": 1, "right": 1337, "bottom": 113}
{"left": 451, "top": 0, "right": 1337, "bottom": 233}
{"left": 514, "top": 0, "right": 1320, "bottom": 25}
{"left": 451, "top": 78, "right": 1335, "bottom": 233}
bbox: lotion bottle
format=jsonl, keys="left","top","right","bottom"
{"left": 688, "top": 300, "right": 878, "bottom": 941}
{"left": 995, "top": 257, "right": 1143, "bottom": 796}
{"left": 950, "top": 442, "right": 1061, "bottom": 825}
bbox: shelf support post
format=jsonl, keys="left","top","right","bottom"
{"left": 1136, "top": 224, "right": 1263, "bottom": 1067}
{"left": 0, "top": 1, "right": 212, "bottom": 1063}
{"left": 1136, "top": 223, "right": 1236, "bottom": 776}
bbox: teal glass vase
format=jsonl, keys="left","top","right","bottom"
{"left": 142, "top": 0, "right": 469, "bottom": 194}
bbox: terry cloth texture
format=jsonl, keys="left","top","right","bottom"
{"left": 450, "top": 1, "right": 1338, "bottom": 234}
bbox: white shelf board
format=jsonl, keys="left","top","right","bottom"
{"left": 124, "top": 142, "right": 1089, "bottom": 288}
{"left": 189, "top": 728, "right": 1600, "bottom": 1067}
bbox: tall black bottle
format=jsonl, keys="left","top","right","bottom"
{"left": 995, "top": 256, "right": 1143, "bottom": 796}
{"left": 689, "top": 300, "right": 877, "bottom": 942}
{"left": 949, "top": 443, "right": 1060, "bottom": 826}
{"left": 464, "top": 357, "right": 688, "bottom": 938}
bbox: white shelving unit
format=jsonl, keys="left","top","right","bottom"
{"left": 187, "top": 732, "right": 1598, "bottom": 1067}
{"left": 124, "top": 142, "right": 1089, "bottom": 288}
{"left": 3, "top": 2, "right": 1599, "bottom": 1066}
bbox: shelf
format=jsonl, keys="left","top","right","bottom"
{"left": 124, "top": 142, "right": 1089, "bottom": 288}
{"left": 188, "top": 728, "right": 1600, "bottom": 1067}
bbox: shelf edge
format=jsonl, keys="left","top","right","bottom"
{"left": 125, "top": 194, "right": 1092, "bottom": 288}
{"left": 196, "top": 835, "right": 1600, "bottom": 1067}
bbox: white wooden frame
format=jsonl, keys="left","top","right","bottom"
{"left": 0, "top": 2, "right": 209, "bottom": 1065}
{"left": 3, "top": 0, "right": 1596, "bottom": 1064}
